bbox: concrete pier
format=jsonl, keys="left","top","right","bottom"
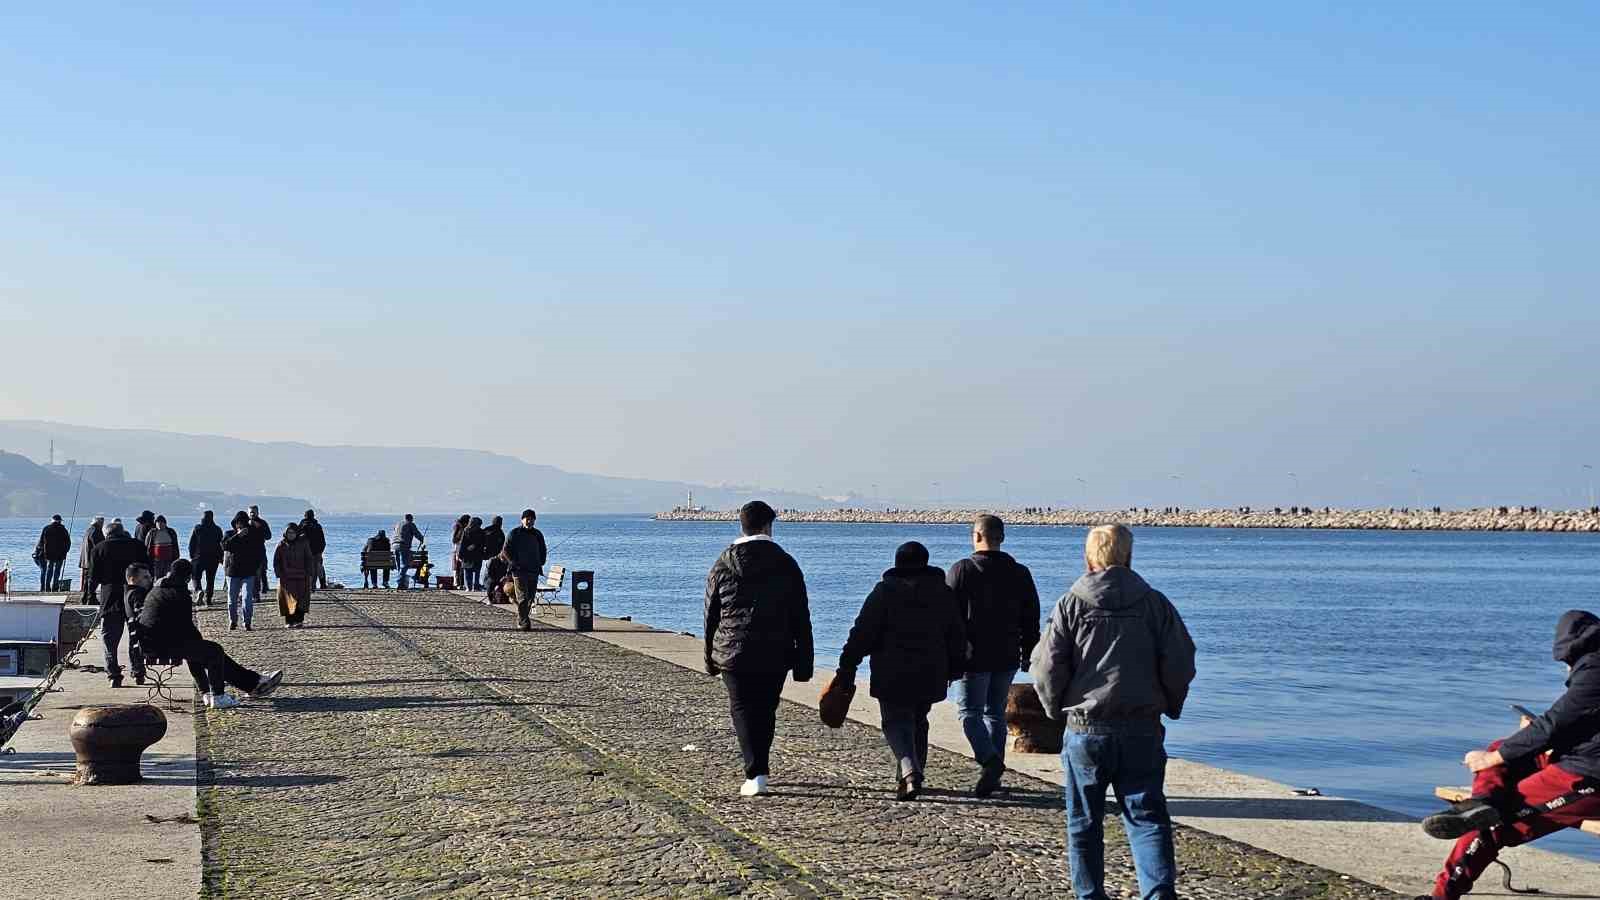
{"left": 9, "top": 590, "right": 1598, "bottom": 898}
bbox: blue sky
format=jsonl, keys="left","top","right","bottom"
{"left": 1, "top": 3, "right": 1595, "bottom": 508}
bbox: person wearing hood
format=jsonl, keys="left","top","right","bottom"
{"left": 133, "top": 510, "right": 157, "bottom": 545}
{"left": 78, "top": 516, "right": 105, "bottom": 602}
{"left": 1032, "top": 524, "right": 1195, "bottom": 900}
{"left": 87, "top": 522, "right": 152, "bottom": 687}
{"left": 144, "top": 515, "right": 180, "bottom": 579}
{"left": 299, "top": 510, "right": 328, "bottom": 590}
{"left": 136, "top": 560, "right": 283, "bottom": 710}
{"left": 946, "top": 514, "right": 1042, "bottom": 796}
{"left": 458, "top": 517, "right": 486, "bottom": 591}
{"left": 222, "top": 511, "right": 266, "bottom": 630}
{"left": 35, "top": 514, "right": 71, "bottom": 592}
{"left": 363, "top": 530, "right": 392, "bottom": 588}
{"left": 481, "top": 516, "right": 507, "bottom": 601}
{"left": 1417, "top": 610, "right": 1600, "bottom": 900}
{"left": 189, "top": 511, "right": 225, "bottom": 605}
{"left": 836, "top": 541, "right": 965, "bottom": 801}
{"left": 274, "top": 523, "right": 317, "bottom": 628}
{"left": 703, "top": 501, "right": 814, "bottom": 798}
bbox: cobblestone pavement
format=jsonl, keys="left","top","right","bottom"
{"left": 196, "top": 591, "right": 1402, "bottom": 899}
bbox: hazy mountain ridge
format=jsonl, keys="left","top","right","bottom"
{"left": 0, "top": 449, "right": 313, "bottom": 518}
{"left": 0, "top": 420, "right": 833, "bottom": 514}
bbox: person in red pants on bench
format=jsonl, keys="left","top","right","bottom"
{"left": 1417, "top": 610, "right": 1600, "bottom": 900}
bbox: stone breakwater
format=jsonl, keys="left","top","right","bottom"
{"left": 656, "top": 507, "right": 1600, "bottom": 533}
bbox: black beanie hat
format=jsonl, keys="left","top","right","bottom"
{"left": 894, "top": 541, "right": 930, "bottom": 569}
{"left": 169, "top": 559, "right": 194, "bottom": 585}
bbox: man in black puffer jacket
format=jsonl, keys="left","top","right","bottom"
{"left": 704, "top": 500, "right": 813, "bottom": 798}
{"left": 300, "top": 510, "right": 328, "bottom": 589}
{"left": 1418, "top": 610, "right": 1600, "bottom": 900}
{"left": 137, "top": 561, "right": 283, "bottom": 710}
{"left": 838, "top": 541, "right": 965, "bottom": 800}
{"left": 188, "top": 511, "right": 224, "bottom": 605}
{"left": 946, "top": 514, "right": 1041, "bottom": 796}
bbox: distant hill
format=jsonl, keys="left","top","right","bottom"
{"left": 0, "top": 420, "right": 835, "bottom": 515}
{"left": 0, "top": 448, "right": 314, "bottom": 519}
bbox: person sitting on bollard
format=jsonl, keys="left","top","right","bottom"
{"left": 835, "top": 541, "right": 965, "bottom": 801}
{"left": 1415, "top": 610, "right": 1600, "bottom": 900}
{"left": 1032, "top": 524, "right": 1196, "bottom": 900}
{"left": 136, "top": 560, "right": 283, "bottom": 710}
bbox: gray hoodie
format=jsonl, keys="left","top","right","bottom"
{"left": 1031, "top": 566, "right": 1196, "bottom": 732}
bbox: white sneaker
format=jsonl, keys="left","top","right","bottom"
{"left": 739, "top": 775, "right": 769, "bottom": 797}
{"left": 210, "top": 693, "right": 242, "bottom": 710}
{"left": 201, "top": 693, "right": 216, "bottom": 708}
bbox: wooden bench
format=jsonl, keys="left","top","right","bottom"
{"left": 532, "top": 565, "right": 566, "bottom": 607}
{"left": 361, "top": 550, "right": 396, "bottom": 572}
{"left": 1435, "top": 786, "right": 1600, "bottom": 836}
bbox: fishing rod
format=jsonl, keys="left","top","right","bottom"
{"left": 67, "top": 469, "right": 85, "bottom": 531}
{"left": 545, "top": 519, "right": 596, "bottom": 557}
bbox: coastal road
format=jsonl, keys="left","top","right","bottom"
{"left": 196, "top": 591, "right": 1401, "bottom": 899}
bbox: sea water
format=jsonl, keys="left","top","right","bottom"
{"left": 6, "top": 513, "right": 1597, "bottom": 859}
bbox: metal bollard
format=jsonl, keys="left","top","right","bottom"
{"left": 571, "top": 571, "right": 594, "bottom": 632}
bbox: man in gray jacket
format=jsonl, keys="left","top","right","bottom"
{"left": 1031, "top": 524, "right": 1196, "bottom": 900}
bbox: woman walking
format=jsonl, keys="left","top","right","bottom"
{"left": 836, "top": 541, "right": 966, "bottom": 800}
{"left": 459, "top": 517, "right": 486, "bottom": 591}
{"left": 274, "top": 522, "right": 317, "bottom": 628}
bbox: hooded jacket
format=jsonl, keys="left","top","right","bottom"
{"left": 946, "top": 550, "right": 1042, "bottom": 672}
{"left": 838, "top": 565, "right": 966, "bottom": 705}
{"left": 79, "top": 522, "right": 104, "bottom": 569}
{"left": 1498, "top": 610, "right": 1600, "bottom": 779}
{"left": 222, "top": 523, "right": 267, "bottom": 577}
{"left": 703, "top": 536, "right": 814, "bottom": 679}
{"left": 482, "top": 519, "right": 506, "bottom": 559}
{"left": 459, "top": 524, "right": 487, "bottom": 565}
{"left": 1031, "top": 566, "right": 1197, "bottom": 732}
{"left": 189, "top": 513, "right": 224, "bottom": 565}
{"left": 274, "top": 530, "right": 317, "bottom": 580}
{"left": 88, "top": 530, "right": 151, "bottom": 605}
{"left": 37, "top": 521, "right": 72, "bottom": 562}
{"left": 136, "top": 579, "right": 203, "bottom": 655}
{"left": 299, "top": 515, "right": 327, "bottom": 556}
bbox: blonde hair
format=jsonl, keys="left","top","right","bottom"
{"left": 1084, "top": 524, "right": 1133, "bottom": 570}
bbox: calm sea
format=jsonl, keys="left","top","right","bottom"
{"left": 6, "top": 513, "right": 1598, "bottom": 858}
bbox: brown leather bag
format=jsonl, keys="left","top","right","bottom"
{"left": 818, "top": 673, "right": 855, "bottom": 729}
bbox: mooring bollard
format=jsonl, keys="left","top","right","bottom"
{"left": 571, "top": 570, "right": 594, "bottom": 632}
{"left": 69, "top": 704, "right": 167, "bottom": 785}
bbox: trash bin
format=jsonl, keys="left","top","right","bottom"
{"left": 571, "top": 570, "right": 593, "bottom": 632}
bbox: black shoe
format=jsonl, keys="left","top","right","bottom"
{"left": 518, "top": 621, "right": 532, "bottom": 631}
{"left": 895, "top": 775, "right": 921, "bottom": 802}
{"left": 244, "top": 621, "right": 252, "bottom": 632}
{"left": 1422, "top": 799, "right": 1501, "bottom": 839}
{"left": 109, "top": 677, "right": 123, "bottom": 689}
{"left": 973, "top": 758, "right": 1005, "bottom": 798}
{"left": 135, "top": 673, "right": 146, "bottom": 686}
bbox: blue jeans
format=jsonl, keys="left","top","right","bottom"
{"left": 950, "top": 668, "right": 1016, "bottom": 764}
{"left": 1062, "top": 731, "right": 1177, "bottom": 900}
{"left": 395, "top": 546, "right": 413, "bottom": 588}
{"left": 227, "top": 575, "right": 259, "bottom": 625}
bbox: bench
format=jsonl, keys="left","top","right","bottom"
{"left": 136, "top": 642, "right": 189, "bottom": 711}
{"left": 533, "top": 565, "right": 566, "bottom": 607}
{"left": 1435, "top": 786, "right": 1600, "bottom": 836}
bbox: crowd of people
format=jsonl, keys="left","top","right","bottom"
{"left": 29, "top": 499, "right": 1600, "bottom": 900}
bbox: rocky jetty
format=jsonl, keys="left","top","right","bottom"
{"left": 655, "top": 505, "right": 1600, "bottom": 533}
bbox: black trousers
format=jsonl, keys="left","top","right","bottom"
{"left": 722, "top": 669, "right": 787, "bottom": 779}
{"left": 178, "top": 638, "right": 261, "bottom": 696}
{"left": 100, "top": 607, "right": 144, "bottom": 680}
{"left": 192, "top": 562, "right": 219, "bottom": 600}
{"left": 513, "top": 572, "right": 540, "bottom": 626}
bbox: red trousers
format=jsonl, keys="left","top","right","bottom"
{"left": 1434, "top": 740, "right": 1600, "bottom": 899}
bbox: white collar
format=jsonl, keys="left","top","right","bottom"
{"left": 732, "top": 533, "right": 774, "bottom": 546}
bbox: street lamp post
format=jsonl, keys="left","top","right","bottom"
{"left": 931, "top": 481, "right": 941, "bottom": 510}
{"left": 1076, "top": 477, "right": 1088, "bottom": 511}
{"left": 1001, "top": 479, "right": 1010, "bottom": 510}
{"left": 1288, "top": 472, "right": 1299, "bottom": 503}
{"left": 1410, "top": 468, "right": 1423, "bottom": 510}
{"left": 1584, "top": 464, "right": 1595, "bottom": 510}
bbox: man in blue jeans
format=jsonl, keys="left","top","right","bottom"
{"left": 946, "top": 514, "right": 1040, "bottom": 796}
{"left": 1032, "top": 524, "right": 1197, "bottom": 900}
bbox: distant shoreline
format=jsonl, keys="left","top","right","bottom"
{"left": 655, "top": 506, "right": 1600, "bottom": 533}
